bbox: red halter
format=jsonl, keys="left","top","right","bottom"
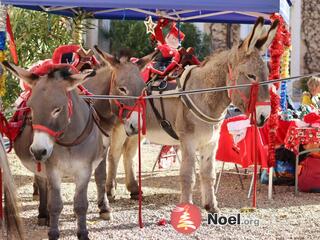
{"left": 113, "top": 93, "right": 147, "bottom": 135}
{"left": 32, "top": 91, "right": 73, "bottom": 140}
{"left": 227, "top": 64, "right": 270, "bottom": 115}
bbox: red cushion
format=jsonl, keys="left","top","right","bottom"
{"left": 298, "top": 156, "right": 320, "bottom": 192}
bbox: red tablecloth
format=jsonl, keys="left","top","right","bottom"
{"left": 284, "top": 124, "right": 320, "bottom": 154}
{"left": 216, "top": 115, "right": 268, "bottom": 168}
{"left": 259, "top": 118, "right": 292, "bottom": 145}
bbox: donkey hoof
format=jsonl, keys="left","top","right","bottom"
{"left": 48, "top": 230, "right": 59, "bottom": 240}
{"left": 107, "top": 188, "right": 116, "bottom": 202}
{"left": 100, "top": 211, "right": 113, "bottom": 221}
{"left": 38, "top": 217, "right": 49, "bottom": 226}
{"left": 77, "top": 230, "right": 89, "bottom": 240}
{"left": 204, "top": 204, "right": 221, "bottom": 214}
{"left": 107, "top": 194, "right": 116, "bottom": 202}
{"left": 130, "top": 192, "right": 143, "bottom": 201}
{"left": 32, "top": 194, "right": 40, "bottom": 201}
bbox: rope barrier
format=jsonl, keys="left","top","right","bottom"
{"left": 80, "top": 72, "right": 320, "bottom": 101}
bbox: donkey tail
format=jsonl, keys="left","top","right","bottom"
{"left": 0, "top": 136, "right": 25, "bottom": 240}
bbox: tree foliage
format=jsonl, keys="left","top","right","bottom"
{"left": 104, "top": 20, "right": 211, "bottom": 60}
{"left": 3, "top": 8, "right": 72, "bottom": 109}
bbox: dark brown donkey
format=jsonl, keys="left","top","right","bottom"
{"left": 2, "top": 62, "right": 112, "bottom": 240}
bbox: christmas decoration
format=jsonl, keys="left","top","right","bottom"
{"left": 141, "top": 18, "right": 188, "bottom": 82}
{"left": 144, "top": 16, "right": 157, "bottom": 35}
{"left": 268, "top": 13, "right": 291, "bottom": 167}
{"left": 157, "top": 218, "right": 167, "bottom": 226}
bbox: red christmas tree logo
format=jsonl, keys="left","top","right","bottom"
{"left": 170, "top": 203, "right": 201, "bottom": 234}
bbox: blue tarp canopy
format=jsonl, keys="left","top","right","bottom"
{"left": 2, "top": 0, "right": 291, "bottom": 24}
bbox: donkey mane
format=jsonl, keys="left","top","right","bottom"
{"left": 46, "top": 67, "right": 73, "bottom": 80}
{"left": 200, "top": 48, "right": 230, "bottom": 68}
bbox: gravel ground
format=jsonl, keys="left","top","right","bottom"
{"left": 5, "top": 143, "right": 320, "bottom": 240}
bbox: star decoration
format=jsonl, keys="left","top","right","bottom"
{"left": 144, "top": 16, "right": 157, "bottom": 35}
{"left": 76, "top": 47, "right": 95, "bottom": 70}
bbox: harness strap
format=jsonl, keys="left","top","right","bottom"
{"left": 91, "top": 106, "right": 110, "bottom": 138}
{"left": 177, "top": 65, "right": 225, "bottom": 123}
{"left": 148, "top": 96, "right": 179, "bottom": 140}
{"left": 146, "top": 78, "right": 180, "bottom": 140}
{"left": 56, "top": 106, "right": 95, "bottom": 147}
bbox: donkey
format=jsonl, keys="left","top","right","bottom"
{"left": 95, "top": 17, "right": 278, "bottom": 212}
{"left": 1, "top": 62, "right": 112, "bottom": 240}
{"left": 82, "top": 67, "right": 141, "bottom": 201}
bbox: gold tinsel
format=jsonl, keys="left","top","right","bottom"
{"left": 280, "top": 46, "right": 290, "bottom": 78}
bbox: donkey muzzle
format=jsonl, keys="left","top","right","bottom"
{"left": 30, "top": 147, "right": 49, "bottom": 161}
{"left": 30, "top": 131, "right": 54, "bottom": 161}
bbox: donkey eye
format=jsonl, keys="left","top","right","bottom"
{"left": 247, "top": 74, "right": 256, "bottom": 80}
{"left": 118, "top": 87, "right": 128, "bottom": 95}
{"left": 51, "top": 107, "right": 62, "bottom": 118}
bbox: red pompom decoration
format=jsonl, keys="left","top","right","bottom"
{"left": 157, "top": 218, "right": 167, "bottom": 226}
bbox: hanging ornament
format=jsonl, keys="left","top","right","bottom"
{"left": 268, "top": 13, "right": 291, "bottom": 167}
{"left": 144, "top": 16, "right": 157, "bottom": 35}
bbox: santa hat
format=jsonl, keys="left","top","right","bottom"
{"left": 167, "top": 23, "right": 185, "bottom": 41}
{"left": 52, "top": 45, "right": 80, "bottom": 65}
{"left": 52, "top": 45, "right": 100, "bottom": 70}
{"left": 303, "top": 112, "right": 320, "bottom": 124}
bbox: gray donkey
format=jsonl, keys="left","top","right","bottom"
{"left": 96, "top": 17, "right": 278, "bottom": 213}
{"left": 1, "top": 62, "right": 112, "bottom": 240}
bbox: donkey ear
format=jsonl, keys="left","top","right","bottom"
{"left": 240, "top": 17, "right": 265, "bottom": 55}
{"left": 94, "top": 45, "right": 120, "bottom": 68}
{"left": 255, "top": 19, "right": 280, "bottom": 53}
{"left": 135, "top": 50, "right": 159, "bottom": 70}
{"left": 64, "top": 69, "right": 96, "bottom": 91}
{"left": 1, "top": 61, "right": 39, "bottom": 88}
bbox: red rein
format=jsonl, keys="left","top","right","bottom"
{"left": 228, "top": 63, "right": 266, "bottom": 208}
{"left": 113, "top": 93, "right": 146, "bottom": 228}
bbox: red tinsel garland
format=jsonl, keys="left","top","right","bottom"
{"left": 268, "top": 13, "right": 291, "bottom": 167}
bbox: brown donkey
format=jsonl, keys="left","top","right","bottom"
{"left": 1, "top": 63, "right": 112, "bottom": 240}
{"left": 96, "top": 17, "right": 278, "bottom": 212}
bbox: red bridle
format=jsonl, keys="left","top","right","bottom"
{"left": 227, "top": 64, "right": 270, "bottom": 115}
{"left": 32, "top": 91, "right": 73, "bottom": 140}
{"left": 113, "top": 93, "right": 147, "bottom": 135}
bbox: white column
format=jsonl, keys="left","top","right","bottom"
{"left": 290, "top": 0, "right": 302, "bottom": 99}
{"left": 85, "top": 19, "right": 99, "bottom": 49}
{"left": 268, "top": 167, "right": 273, "bottom": 200}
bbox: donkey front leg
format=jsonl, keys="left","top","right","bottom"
{"left": 46, "top": 168, "right": 63, "bottom": 240}
{"left": 94, "top": 158, "right": 112, "bottom": 220}
{"left": 198, "top": 142, "right": 220, "bottom": 213}
{"left": 35, "top": 175, "right": 49, "bottom": 226}
{"left": 74, "top": 168, "right": 91, "bottom": 240}
{"left": 123, "top": 136, "right": 139, "bottom": 200}
{"left": 33, "top": 175, "right": 39, "bottom": 201}
{"left": 179, "top": 141, "right": 196, "bottom": 204}
{"left": 106, "top": 124, "right": 127, "bottom": 201}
